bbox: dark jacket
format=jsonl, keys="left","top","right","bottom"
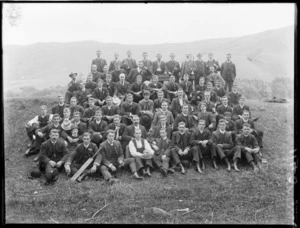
{"left": 127, "top": 68, "right": 146, "bottom": 84}
{"left": 171, "top": 131, "right": 191, "bottom": 151}
{"left": 173, "top": 114, "right": 194, "bottom": 131}
{"left": 170, "top": 97, "right": 189, "bottom": 117}
{"left": 51, "top": 103, "right": 70, "bottom": 119}
{"left": 111, "top": 69, "right": 126, "bottom": 83}
{"left": 91, "top": 58, "right": 107, "bottom": 73}
{"left": 39, "top": 138, "right": 70, "bottom": 164}
{"left": 216, "top": 105, "right": 233, "bottom": 116}
{"left": 221, "top": 61, "right": 236, "bottom": 82}
{"left": 115, "top": 81, "right": 131, "bottom": 96}
{"left": 122, "top": 124, "right": 147, "bottom": 143}
{"left": 120, "top": 102, "right": 139, "bottom": 116}
{"left": 235, "top": 133, "right": 259, "bottom": 149}
{"left": 211, "top": 129, "right": 233, "bottom": 150}
{"left": 152, "top": 60, "right": 167, "bottom": 75}
{"left": 93, "top": 87, "right": 109, "bottom": 101}
{"left": 103, "top": 81, "right": 117, "bottom": 97}
{"left": 102, "top": 105, "right": 120, "bottom": 118}
{"left": 152, "top": 137, "right": 171, "bottom": 157}
{"left": 100, "top": 140, "right": 124, "bottom": 167}
{"left": 66, "top": 142, "right": 100, "bottom": 166}
{"left": 88, "top": 120, "right": 108, "bottom": 136}
{"left": 166, "top": 60, "right": 181, "bottom": 78}
{"left": 189, "top": 129, "right": 212, "bottom": 147}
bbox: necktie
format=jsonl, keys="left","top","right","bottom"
{"left": 115, "top": 126, "right": 120, "bottom": 139}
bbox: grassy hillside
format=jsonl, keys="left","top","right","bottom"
{"left": 4, "top": 97, "right": 294, "bottom": 224}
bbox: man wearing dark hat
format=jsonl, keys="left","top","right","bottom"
{"left": 138, "top": 90, "right": 154, "bottom": 131}
{"left": 30, "top": 129, "right": 70, "bottom": 184}
{"left": 65, "top": 72, "right": 80, "bottom": 104}
{"left": 194, "top": 53, "right": 206, "bottom": 85}
{"left": 206, "top": 53, "right": 220, "bottom": 74}
{"left": 65, "top": 132, "right": 101, "bottom": 182}
{"left": 221, "top": 53, "right": 236, "bottom": 92}
{"left": 141, "top": 52, "right": 153, "bottom": 81}
{"left": 109, "top": 53, "right": 122, "bottom": 72}
{"left": 166, "top": 53, "right": 181, "bottom": 82}
{"left": 91, "top": 64, "right": 102, "bottom": 83}
{"left": 122, "top": 50, "right": 138, "bottom": 75}
{"left": 152, "top": 53, "right": 167, "bottom": 76}
{"left": 91, "top": 50, "right": 107, "bottom": 73}
{"left": 102, "top": 96, "right": 120, "bottom": 124}
{"left": 88, "top": 110, "right": 108, "bottom": 147}
{"left": 181, "top": 53, "right": 196, "bottom": 81}
{"left": 120, "top": 93, "right": 140, "bottom": 126}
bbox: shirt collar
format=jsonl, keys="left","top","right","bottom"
{"left": 219, "top": 129, "right": 225, "bottom": 134}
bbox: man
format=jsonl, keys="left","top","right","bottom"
{"left": 165, "top": 75, "right": 180, "bottom": 101}
{"left": 99, "top": 65, "right": 110, "bottom": 82}
{"left": 173, "top": 104, "right": 194, "bottom": 131}
{"left": 194, "top": 53, "right": 206, "bottom": 85}
{"left": 152, "top": 90, "right": 167, "bottom": 113}
{"left": 93, "top": 79, "right": 109, "bottom": 107}
{"left": 66, "top": 125, "right": 81, "bottom": 153}
{"left": 106, "top": 115, "right": 127, "bottom": 152}
{"left": 148, "top": 115, "right": 172, "bottom": 142}
{"left": 141, "top": 52, "right": 153, "bottom": 81}
{"left": 65, "top": 72, "right": 80, "bottom": 104}
{"left": 223, "top": 111, "right": 237, "bottom": 143}
{"left": 235, "top": 110, "right": 264, "bottom": 148}
{"left": 109, "top": 53, "right": 122, "bottom": 72}
{"left": 216, "top": 96, "right": 233, "bottom": 120}
{"left": 204, "top": 81, "right": 219, "bottom": 104}
{"left": 193, "top": 102, "right": 216, "bottom": 133}
{"left": 127, "top": 61, "right": 146, "bottom": 84}
{"left": 73, "top": 82, "right": 92, "bottom": 107}
{"left": 91, "top": 50, "right": 107, "bottom": 73}
{"left": 69, "top": 97, "right": 85, "bottom": 117}
{"left": 211, "top": 119, "right": 239, "bottom": 172}
{"left": 235, "top": 123, "right": 261, "bottom": 172}
{"left": 147, "top": 75, "right": 163, "bottom": 101}
{"left": 151, "top": 128, "right": 173, "bottom": 177}
{"left": 170, "top": 122, "right": 192, "bottom": 174}
{"left": 152, "top": 100, "right": 174, "bottom": 127}
{"left": 111, "top": 62, "right": 126, "bottom": 83}
{"left": 122, "top": 115, "right": 147, "bottom": 147}
{"left": 181, "top": 53, "right": 196, "bottom": 81}
{"left": 221, "top": 53, "right": 236, "bottom": 92}
{"left": 190, "top": 77, "right": 206, "bottom": 107}
{"left": 85, "top": 73, "right": 98, "bottom": 91}
{"left": 206, "top": 66, "right": 225, "bottom": 87}
{"left": 115, "top": 73, "right": 131, "bottom": 101}
{"left": 88, "top": 110, "right": 108, "bottom": 147}
{"left": 166, "top": 53, "right": 181, "bottom": 82}
{"left": 152, "top": 53, "right": 167, "bottom": 76}
{"left": 51, "top": 95, "right": 69, "bottom": 119}
{"left": 71, "top": 111, "right": 88, "bottom": 139}
{"left": 91, "top": 64, "right": 102, "bottom": 83}
{"left": 64, "top": 132, "right": 102, "bottom": 182}
{"left": 227, "top": 83, "right": 242, "bottom": 107}
{"left": 122, "top": 50, "right": 138, "bottom": 75}
{"left": 201, "top": 91, "right": 216, "bottom": 113}
{"left": 128, "top": 128, "right": 154, "bottom": 177}
{"left": 190, "top": 119, "right": 218, "bottom": 173}
{"left": 103, "top": 74, "right": 117, "bottom": 97}
{"left": 232, "top": 96, "right": 251, "bottom": 121}
{"left": 82, "top": 97, "right": 100, "bottom": 124}
{"left": 102, "top": 96, "right": 120, "bottom": 124}
{"left": 179, "top": 73, "right": 193, "bottom": 101}
{"left": 170, "top": 89, "right": 189, "bottom": 118}
{"left": 213, "top": 78, "right": 226, "bottom": 99}
{"left": 206, "top": 53, "right": 220, "bottom": 74}
{"left": 30, "top": 129, "right": 69, "bottom": 184}
{"left": 120, "top": 93, "right": 140, "bottom": 125}
{"left": 128, "top": 74, "right": 147, "bottom": 103}
{"left": 138, "top": 90, "right": 154, "bottom": 131}
{"left": 99, "top": 130, "right": 143, "bottom": 183}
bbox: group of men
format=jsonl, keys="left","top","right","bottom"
{"left": 25, "top": 50, "right": 263, "bottom": 185}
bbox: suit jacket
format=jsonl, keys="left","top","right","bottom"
{"left": 190, "top": 84, "right": 206, "bottom": 105}
{"left": 103, "top": 81, "right": 117, "bottom": 97}
{"left": 88, "top": 120, "right": 108, "bottom": 136}
{"left": 147, "top": 82, "right": 163, "bottom": 95}
{"left": 173, "top": 113, "right": 194, "bottom": 131}
{"left": 153, "top": 98, "right": 170, "bottom": 112}
{"left": 99, "top": 72, "right": 110, "bottom": 81}
{"left": 228, "top": 92, "right": 242, "bottom": 107}
{"left": 92, "top": 58, "right": 107, "bottom": 73}
{"left": 232, "top": 105, "right": 251, "bottom": 120}
{"left": 127, "top": 68, "right": 146, "bottom": 84}
{"left": 201, "top": 90, "right": 218, "bottom": 104}
{"left": 221, "top": 61, "right": 236, "bottom": 82}
{"left": 106, "top": 123, "right": 127, "bottom": 142}
{"left": 171, "top": 131, "right": 191, "bottom": 151}
{"left": 197, "top": 111, "right": 216, "bottom": 129}
{"left": 74, "top": 89, "right": 92, "bottom": 105}
{"left": 102, "top": 105, "right": 120, "bottom": 117}
{"left": 165, "top": 82, "right": 180, "bottom": 93}
{"left": 138, "top": 99, "right": 154, "bottom": 117}
{"left": 235, "top": 119, "right": 255, "bottom": 134}
{"left": 141, "top": 59, "right": 153, "bottom": 79}
{"left": 195, "top": 60, "right": 206, "bottom": 79}
{"left": 120, "top": 102, "right": 139, "bottom": 116}
{"left": 236, "top": 133, "right": 259, "bottom": 149}
{"left": 128, "top": 82, "right": 147, "bottom": 94}
{"left": 213, "top": 86, "right": 226, "bottom": 98}
{"left": 170, "top": 97, "right": 189, "bottom": 117}
{"left": 152, "top": 110, "right": 174, "bottom": 127}
{"left": 67, "top": 80, "right": 80, "bottom": 93}
{"left": 115, "top": 81, "right": 131, "bottom": 96}
{"left": 181, "top": 60, "right": 196, "bottom": 78}
{"left": 225, "top": 120, "right": 236, "bottom": 133}
{"left": 91, "top": 71, "right": 102, "bottom": 83}
{"left": 179, "top": 81, "right": 193, "bottom": 94}
{"left": 206, "top": 59, "right": 220, "bottom": 73}
{"left": 200, "top": 100, "right": 215, "bottom": 113}
{"left": 82, "top": 106, "right": 100, "bottom": 121}
{"left": 189, "top": 129, "right": 212, "bottom": 147}
{"left": 36, "top": 123, "right": 65, "bottom": 140}
{"left": 122, "top": 58, "right": 138, "bottom": 74}
{"left": 122, "top": 124, "right": 147, "bottom": 142}
{"left": 85, "top": 81, "right": 98, "bottom": 91}
{"left": 152, "top": 60, "right": 167, "bottom": 75}
{"left": 109, "top": 59, "right": 122, "bottom": 72}
{"left": 166, "top": 60, "right": 181, "bottom": 78}
{"left": 211, "top": 129, "right": 233, "bottom": 149}
{"left": 216, "top": 105, "right": 233, "bottom": 116}
{"left": 70, "top": 120, "right": 87, "bottom": 136}
{"left": 153, "top": 137, "right": 171, "bottom": 157}
{"left": 111, "top": 69, "right": 126, "bottom": 83}
{"left": 39, "top": 139, "right": 69, "bottom": 164}
{"left": 206, "top": 72, "right": 225, "bottom": 87}
{"left": 100, "top": 140, "right": 124, "bottom": 166}
{"left": 148, "top": 125, "right": 172, "bottom": 142}
{"left": 51, "top": 103, "right": 69, "bottom": 119}
{"left": 93, "top": 87, "right": 109, "bottom": 101}
{"left": 66, "top": 142, "right": 100, "bottom": 166}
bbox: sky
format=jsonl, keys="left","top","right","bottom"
{"left": 2, "top": 3, "right": 295, "bottom": 46}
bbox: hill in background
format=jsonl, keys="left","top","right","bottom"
{"left": 3, "top": 25, "right": 294, "bottom": 91}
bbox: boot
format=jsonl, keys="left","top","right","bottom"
{"left": 224, "top": 158, "right": 231, "bottom": 172}
{"left": 132, "top": 172, "right": 143, "bottom": 180}
{"left": 212, "top": 158, "right": 218, "bottom": 169}
{"left": 233, "top": 160, "right": 240, "bottom": 172}
{"left": 146, "top": 167, "right": 152, "bottom": 177}
{"left": 160, "top": 167, "right": 167, "bottom": 177}
{"left": 179, "top": 163, "right": 185, "bottom": 174}
{"left": 77, "top": 173, "right": 88, "bottom": 183}
{"left": 201, "top": 160, "right": 205, "bottom": 170}
{"left": 196, "top": 163, "right": 203, "bottom": 174}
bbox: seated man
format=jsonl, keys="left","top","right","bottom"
{"left": 127, "top": 61, "right": 146, "bottom": 84}
{"left": 138, "top": 90, "right": 154, "bottom": 131}
{"left": 102, "top": 96, "right": 120, "bottom": 124}
{"left": 170, "top": 89, "right": 189, "bottom": 118}
{"left": 65, "top": 72, "right": 80, "bottom": 104}
{"left": 73, "top": 82, "right": 93, "bottom": 107}
{"left": 25, "top": 105, "right": 53, "bottom": 156}
{"left": 235, "top": 123, "right": 262, "bottom": 172}
{"left": 128, "top": 128, "right": 154, "bottom": 177}
{"left": 173, "top": 104, "right": 194, "bottom": 132}
{"left": 193, "top": 102, "right": 216, "bottom": 133}
{"left": 111, "top": 62, "right": 126, "bottom": 83}
{"left": 88, "top": 109, "right": 108, "bottom": 147}
{"left": 204, "top": 81, "right": 219, "bottom": 104}
{"left": 128, "top": 74, "right": 147, "bottom": 103}
{"left": 120, "top": 93, "right": 140, "bottom": 126}
{"left": 190, "top": 77, "right": 206, "bottom": 107}
{"left": 179, "top": 73, "right": 193, "bottom": 101}
{"left": 115, "top": 73, "right": 131, "bottom": 101}
{"left": 64, "top": 132, "right": 101, "bottom": 182}
{"left": 106, "top": 115, "right": 127, "bottom": 153}
{"left": 93, "top": 79, "right": 109, "bottom": 107}
{"left": 235, "top": 110, "right": 264, "bottom": 148}
{"left": 190, "top": 119, "right": 218, "bottom": 173}
{"left": 51, "top": 95, "right": 69, "bottom": 119}
{"left": 216, "top": 96, "right": 233, "bottom": 121}
{"left": 91, "top": 64, "right": 102, "bottom": 83}
{"left": 227, "top": 83, "right": 242, "bottom": 107}
{"left": 148, "top": 115, "right": 172, "bottom": 143}
{"left": 201, "top": 91, "right": 216, "bottom": 113}
{"left": 82, "top": 97, "right": 100, "bottom": 125}
{"left": 211, "top": 119, "right": 239, "bottom": 172}
{"left": 66, "top": 125, "right": 81, "bottom": 153}
{"left": 99, "top": 130, "right": 143, "bottom": 184}
{"left": 85, "top": 73, "right": 98, "bottom": 91}
{"left": 70, "top": 111, "right": 87, "bottom": 139}
{"left": 60, "top": 107, "right": 72, "bottom": 123}
{"left": 232, "top": 96, "right": 251, "bottom": 121}
{"left": 69, "top": 97, "right": 85, "bottom": 118}
{"left": 151, "top": 128, "right": 173, "bottom": 177}
{"left": 170, "top": 122, "right": 192, "bottom": 174}
{"left": 165, "top": 75, "right": 180, "bottom": 101}
{"left": 103, "top": 74, "right": 117, "bottom": 97}
{"left": 30, "top": 129, "right": 69, "bottom": 184}
{"left": 152, "top": 100, "right": 174, "bottom": 128}
{"left": 213, "top": 78, "right": 226, "bottom": 100}
{"left": 206, "top": 66, "right": 225, "bottom": 87}
{"left": 99, "top": 65, "right": 110, "bottom": 82}
{"left": 223, "top": 111, "right": 237, "bottom": 143}
{"left": 147, "top": 74, "right": 163, "bottom": 101}
{"left": 122, "top": 115, "right": 147, "bottom": 147}
{"left": 152, "top": 53, "right": 167, "bottom": 76}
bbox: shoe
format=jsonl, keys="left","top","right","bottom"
{"left": 196, "top": 164, "right": 203, "bottom": 174}
{"left": 146, "top": 169, "right": 152, "bottom": 177}
{"left": 253, "top": 165, "right": 259, "bottom": 173}
{"left": 213, "top": 161, "right": 219, "bottom": 170}
{"left": 233, "top": 163, "right": 240, "bottom": 172}
{"left": 167, "top": 168, "right": 175, "bottom": 174}
{"left": 252, "top": 117, "right": 259, "bottom": 122}
{"left": 33, "top": 156, "right": 39, "bottom": 162}
{"left": 226, "top": 164, "right": 231, "bottom": 172}
{"left": 201, "top": 161, "right": 206, "bottom": 170}
{"left": 77, "top": 173, "right": 88, "bottom": 183}
{"left": 142, "top": 169, "right": 147, "bottom": 177}
{"left": 160, "top": 168, "right": 167, "bottom": 177}
{"left": 180, "top": 165, "right": 185, "bottom": 175}
{"left": 132, "top": 174, "right": 143, "bottom": 180}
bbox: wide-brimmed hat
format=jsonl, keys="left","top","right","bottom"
{"left": 69, "top": 72, "right": 78, "bottom": 78}
{"left": 61, "top": 119, "right": 72, "bottom": 131}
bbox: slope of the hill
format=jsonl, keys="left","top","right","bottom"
{"left": 3, "top": 26, "right": 294, "bottom": 91}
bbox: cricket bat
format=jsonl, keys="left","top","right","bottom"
{"left": 71, "top": 148, "right": 101, "bottom": 181}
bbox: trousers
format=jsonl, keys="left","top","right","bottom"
{"left": 100, "top": 158, "right": 137, "bottom": 180}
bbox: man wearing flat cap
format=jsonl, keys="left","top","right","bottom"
{"left": 91, "top": 50, "right": 107, "bottom": 73}
{"left": 109, "top": 53, "right": 122, "bottom": 72}
{"left": 65, "top": 72, "right": 80, "bottom": 104}
{"left": 166, "top": 53, "right": 181, "bottom": 82}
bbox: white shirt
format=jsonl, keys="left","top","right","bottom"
{"left": 179, "top": 98, "right": 183, "bottom": 106}
{"left": 96, "top": 120, "right": 101, "bottom": 124}
{"left": 219, "top": 129, "right": 225, "bottom": 134}
{"left": 28, "top": 114, "right": 53, "bottom": 126}
{"left": 129, "top": 138, "right": 154, "bottom": 157}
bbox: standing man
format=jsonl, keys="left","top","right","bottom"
{"left": 141, "top": 51, "right": 153, "bottom": 81}
{"left": 152, "top": 53, "right": 167, "bottom": 76}
{"left": 181, "top": 53, "right": 196, "bottom": 82}
{"left": 122, "top": 50, "right": 138, "bottom": 75}
{"left": 194, "top": 53, "right": 206, "bottom": 85}
{"left": 221, "top": 53, "right": 236, "bottom": 92}
{"left": 65, "top": 72, "right": 80, "bottom": 104}
{"left": 109, "top": 53, "right": 122, "bottom": 72}
{"left": 91, "top": 50, "right": 107, "bottom": 73}
{"left": 91, "top": 64, "right": 102, "bottom": 83}
{"left": 166, "top": 53, "right": 181, "bottom": 82}
{"left": 206, "top": 53, "right": 220, "bottom": 74}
